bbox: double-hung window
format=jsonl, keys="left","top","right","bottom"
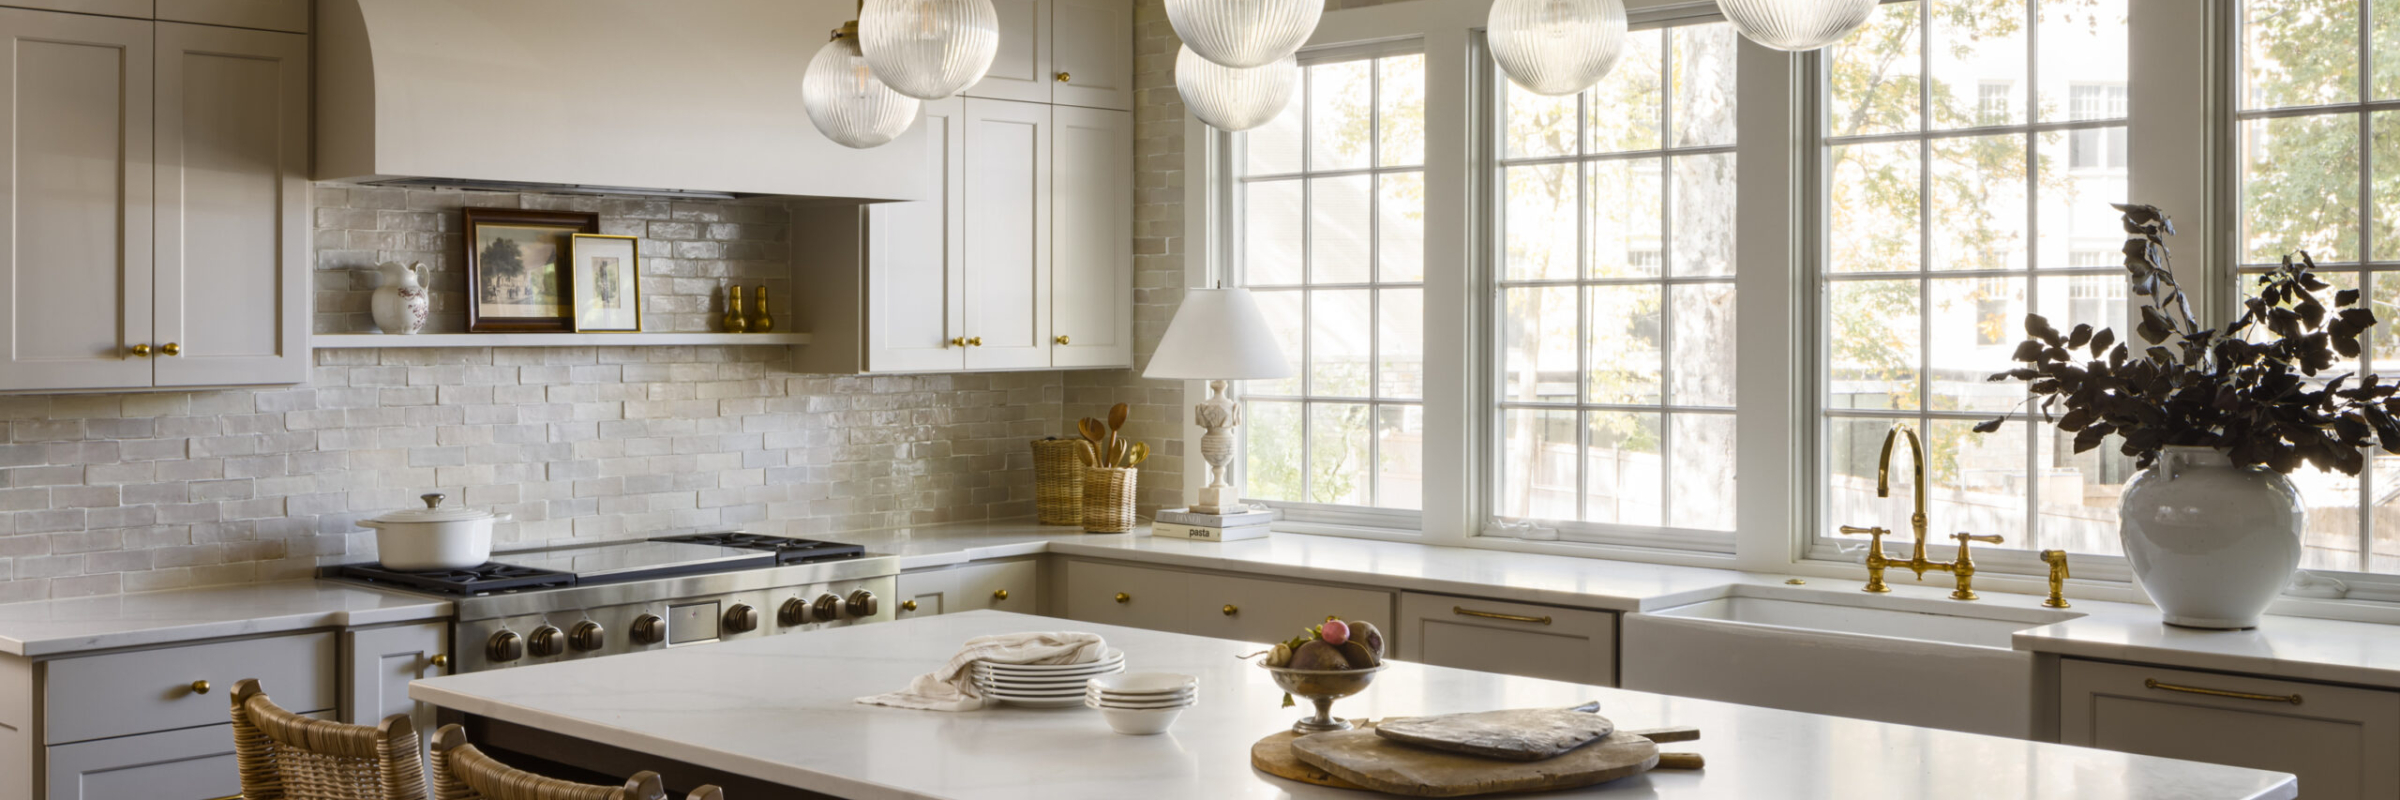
{"left": 1817, "top": 0, "right": 2134, "bottom": 562}
{"left": 1492, "top": 17, "right": 1742, "bottom": 548}
{"left": 1234, "top": 48, "right": 1428, "bottom": 523}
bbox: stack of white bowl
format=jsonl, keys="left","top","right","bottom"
{"left": 1085, "top": 672, "right": 1198, "bottom": 735}
{"left": 971, "top": 648, "right": 1126, "bottom": 708}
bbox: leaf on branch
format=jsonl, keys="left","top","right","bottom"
{"left": 2068, "top": 323, "right": 2093, "bottom": 349}
{"left": 2090, "top": 327, "right": 2115, "bottom": 356}
{"left": 1972, "top": 418, "right": 2006, "bottom": 434}
{"left": 2027, "top": 315, "right": 2065, "bottom": 347}
{"left": 2338, "top": 288, "right": 2362, "bottom": 307}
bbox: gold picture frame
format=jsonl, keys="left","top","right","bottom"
{"left": 569, "top": 233, "right": 642, "bottom": 332}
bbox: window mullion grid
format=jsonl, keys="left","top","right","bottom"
{"left": 2020, "top": 0, "right": 2042, "bottom": 551}
{"left": 1658, "top": 31, "right": 1679, "bottom": 528}
{"left": 1369, "top": 57, "right": 1384, "bottom": 508}
{"left": 1916, "top": 0, "right": 1935, "bottom": 522}
{"left": 1298, "top": 63, "right": 1316, "bottom": 506}
{"left": 1575, "top": 88, "right": 1593, "bottom": 524}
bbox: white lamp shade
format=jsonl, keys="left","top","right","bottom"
{"left": 860, "top": 0, "right": 1001, "bottom": 100}
{"left": 1144, "top": 288, "right": 1295, "bottom": 381}
{"left": 1177, "top": 46, "right": 1300, "bottom": 132}
{"left": 1716, "top": 0, "right": 1880, "bottom": 52}
{"left": 1165, "top": 0, "right": 1323, "bottom": 69}
{"left": 803, "top": 31, "right": 923, "bottom": 149}
{"left": 1489, "top": 0, "right": 1629, "bottom": 97}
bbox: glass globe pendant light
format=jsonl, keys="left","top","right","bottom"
{"left": 1716, "top": 0, "right": 1880, "bottom": 52}
{"left": 1488, "top": 0, "right": 1628, "bottom": 97}
{"left": 1176, "top": 45, "right": 1299, "bottom": 132}
{"left": 859, "top": 0, "right": 1000, "bottom": 100}
{"left": 1165, "top": 0, "right": 1323, "bottom": 69}
{"left": 803, "top": 19, "right": 922, "bottom": 149}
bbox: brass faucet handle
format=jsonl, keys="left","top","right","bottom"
{"left": 1954, "top": 533, "right": 2003, "bottom": 545}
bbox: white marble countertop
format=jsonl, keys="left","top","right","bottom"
{"left": 411, "top": 610, "right": 2296, "bottom": 800}
{"left": 2014, "top": 608, "right": 2400, "bottom": 690}
{"left": 0, "top": 579, "right": 450, "bottom": 657}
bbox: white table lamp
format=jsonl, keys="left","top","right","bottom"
{"left": 1144, "top": 287, "right": 1293, "bottom": 514}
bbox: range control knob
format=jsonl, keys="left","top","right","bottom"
{"left": 779, "top": 597, "right": 812, "bottom": 627}
{"left": 568, "top": 621, "right": 606, "bottom": 652}
{"left": 486, "top": 631, "right": 525, "bottom": 663}
{"left": 526, "top": 626, "right": 565, "bottom": 658}
{"left": 812, "top": 593, "right": 843, "bottom": 622}
{"left": 723, "top": 603, "right": 761, "bottom": 633}
{"left": 845, "top": 590, "right": 880, "bottom": 618}
{"left": 630, "top": 614, "right": 667, "bottom": 645}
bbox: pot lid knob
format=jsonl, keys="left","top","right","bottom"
{"left": 421, "top": 493, "right": 445, "bottom": 509}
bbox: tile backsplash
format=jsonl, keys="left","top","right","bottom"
{"left": 0, "top": 184, "right": 1068, "bottom": 602}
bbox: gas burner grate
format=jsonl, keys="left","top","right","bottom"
{"left": 649, "top": 532, "right": 867, "bottom": 564}
{"left": 335, "top": 562, "right": 576, "bottom": 596}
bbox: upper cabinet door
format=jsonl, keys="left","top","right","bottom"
{"left": 155, "top": 0, "right": 308, "bottom": 33}
{"left": 867, "top": 97, "right": 969, "bottom": 373}
{"left": 964, "top": 0, "right": 1051, "bottom": 104}
{"left": 1049, "top": 0, "right": 1131, "bottom": 111}
{"left": 152, "top": 22, "right": 307, "bottom": 387}
{"left": 0, "top": 9, "right": 155, "bottom": 393}
{"left": 1049, "top": 106, "right": 1131, "bottom": 368}
{"left": 961, "top": 98, "right": 1051, "bottom": 370}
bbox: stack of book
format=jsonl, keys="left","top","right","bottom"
{"left": 1150, "top": 508, "right": 1273, "bottom": 541}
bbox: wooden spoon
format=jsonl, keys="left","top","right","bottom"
{"left": 1110, "top": 439, "right": 1129, "bottom": 469}
{"left": 1078, "top": 417, "right": 1108, "bottom": 450}
{"left": 1106, "top": 403, "right": 1129, "bottom": 462}
{"left": 1076, "top": 440, "right": 1098, "bottom": 468}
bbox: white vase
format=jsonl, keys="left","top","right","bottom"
{"left": 2117, "top": 445, "right": 2302, "bottom": 629}
{"left": 370, "top": 261, "right": 429, "bottom": 335}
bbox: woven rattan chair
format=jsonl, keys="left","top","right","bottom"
{"left": 428, "top": 724, "right": 723, "bottom": 800}
{"left": 230, "top": 678, "right": 429, "bottom": 800}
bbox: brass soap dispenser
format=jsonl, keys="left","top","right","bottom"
{"left": 750, "top": 286, "right": 775, "bottom": 333}
{"left": 723, "top": 285, "right": 749, "bottom": 333}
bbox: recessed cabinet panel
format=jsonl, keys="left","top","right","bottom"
{"left": 1049, "top": 106, "right": 1132, "bottom": 368}
{"left": 1396, "top": 592, "right": 1617, "bottom": 687}
{"left": 152, "top": 22, "right": 306, "bottom": 387}
{"left": 45, "top": 631, "right": 333, "bottom": 745}
{"left": 961, "top": 98, "right": 1051, "bottom": 370}
{"left": 966, "top": 0, "right": 1050, "bottom": 104}
{"left": 45, "top": 723, "right": 244, "bottom": 800}
{"left": 155, "top": 0, "right": 307, "bottom": 33}
{"left": 952, "top": 559, "right": 1040, "bottom": 614}
{"left": 896, "top": 569, "right": 957, "bottom": 620}
{"left": 0, "top": 9, "right": 154, "bottom": 392}
{"left": 0, "top": 0, "right": 151, "bottom": 19}
{"left": 342, "top": 621, "right": 446, "bottom": 739}
{"left": 1064, "top": 560, "right": 1191, "bottom": 632}
{"left": 1049, "top": 0, "right": 1131, "bottom": 111}
{"left": 2060, "top": 658, "right": 2399, "bottom": 800}
{"left": 867, "top": 97, "right": 967, "bottom": 373}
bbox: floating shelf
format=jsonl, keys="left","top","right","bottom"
{"left": 311, "top": 332, "right": 812, "bottom": 349}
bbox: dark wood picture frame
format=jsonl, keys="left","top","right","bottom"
{"left": 463, "top": 207, "right": 599, "bottom": 332}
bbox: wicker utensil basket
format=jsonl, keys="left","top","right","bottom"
{"left": 1082, "top": 467, "right": 1138, "bottom": 533}
{"left": 1032, "top": 438, "right": 1084, "bottom": 526}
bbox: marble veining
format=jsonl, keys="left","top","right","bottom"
{"left": 0, "top": 579, "right": 449, "bottom": 656}
{"left": 410, "top": 610, "right": 2296, "bottom": 800}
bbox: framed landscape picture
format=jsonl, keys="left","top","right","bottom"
{"left": 463, "top": 208, "right": 598, "bottom": 332}
{"left": 570, "top": 233, "right": 642, "bottom": 332}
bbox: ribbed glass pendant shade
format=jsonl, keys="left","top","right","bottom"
{"left": 1488, "top": 0, "right": 1628, "bottom": 97}
{"left": 1165, "top": 0, "right": 1323, "bottom": 69}
{"left": 1176, "top": 45, "right": 1299, "bottom": 132}
{"left": 1716, "top": 0, "right": 1880, "bottom": 52}
{"left": 803, "top": 27, "right": 922, "bottom": 149}
{"left": 860, "top": 0, "right": 1000, "bottom": 100}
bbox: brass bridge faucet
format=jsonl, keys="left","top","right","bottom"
{"left": 1837, "top": 423, "right": 2004, "bottom": 600}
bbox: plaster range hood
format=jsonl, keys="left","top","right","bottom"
{"left": 313, "top": 0, "right": 930, "bottom": 202}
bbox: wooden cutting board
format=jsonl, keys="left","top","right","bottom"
{"left": 1373, "top": 707, "right": 1616, "bottom": 761}
{"left": 1291, "top": 727, "right": 1660, "bottom": 798}
{"left": 1251, "top": 726, "right": 1378, "bottom": 791}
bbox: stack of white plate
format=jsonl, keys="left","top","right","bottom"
{"left": 971, "top": 649, "right": 1126, "bottom": 708}
{"left": 1085, "top": 672, "right": 1198, "bottom": 735}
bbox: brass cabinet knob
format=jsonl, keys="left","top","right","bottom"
{"left": 1222, "top": 604, "right": 1238, "bottom": 616}
{"left": 1056, "top": 71, "right": 1071, "bottom": 83}
{"left": 968, "top": 336, "right": 984, "bottom": 346}
{"left": 128, "top": 343, "right": 151, "bottom": 357}
{"left": 950, "top": 337, "right": 967, "bottom": 347}
{"left": 1114, "top": 592, "right": 1131, "bottom": 604}
{"left": 993, "top": 589, "right": 1010, "bottom": 600}
{"left": 189, "top": 680, "right": 211, "bottom": 695}
{"left": 1054, "top": 335, "right": 1070, "bottom": 345}
{"left": 429, "top": 654, "right": 449, "bottom": 668}
{"left": 900, "top": 599, "right": 919, "bottom": 612}
{"left": 159, "top": 342, "right": 181, "bottom": 357}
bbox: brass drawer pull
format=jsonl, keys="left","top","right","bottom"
{"left": 128, "top": 343, "right": 151, "bottom": 357}
{"left": 189, "top": 680, "right": 211, "bottom": 695}
{"left": 993, "top": 589, "right": 1010, "bottom": 600}
{"left": 1222, "top": 604, "right": 1238, "bottom": 616}
{"left": 2144, "top": 678, "right": 2302, "bottom": 705}
{"left": 901, "top": 600, "right": 919, "bottom": 611}
{"left": 429, "top": 654, "right": 449, "bottom": 668}
{"left": 160, "top": 342, "right": 181, "bottom": 356}
{"left": 1114, "top": 592, "right": 1131, "bottom": 604}
{"left": 1453, "top": 606, "right": 1552, "bottom": 625}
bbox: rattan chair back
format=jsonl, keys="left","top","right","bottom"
{"left": 428, "top": 724, "right": 722, "bottom": 800}
{"left": 230, "top": 678, "right": 429, "bottom": 800}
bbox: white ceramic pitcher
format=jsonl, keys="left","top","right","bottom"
{"left": 370, "top": 261, "right": 430, "bottom": 335}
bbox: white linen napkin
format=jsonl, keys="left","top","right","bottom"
{"left": 856, "top": 631, "right": 1109, "bottom": 712}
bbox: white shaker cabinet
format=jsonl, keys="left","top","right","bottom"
{"left": 897, "top": 560, "right": 1042, "bottom": 618}
{"left": 2060, "top": 658, "right": 2400, "bottom": 800}
{"left": 1049, "top": 105, "right": 1134, "bottom": 368}
{"left": 1395, "top": 592, "right": 1618, "bottom": 687}
{"left": 863, "top": 97, "right": 969, "bottom": 374}
{"left": 341, "top": 621, "right": 449, "bottom": 736}
{"left": 1049, "top": 0, "right": 1132, "bottom": 111}
{"left": 0, "top": 8, "right": 307, "bottom": 392}
{"left": 961, "top": 98, "right": 1053, "bottom": 371}
{"left": 966, "top": 0, "right": 1051, "bottom": 104}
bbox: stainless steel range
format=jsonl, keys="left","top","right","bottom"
{"left": 334, "top": 532, "right": 898, "bottom": 672}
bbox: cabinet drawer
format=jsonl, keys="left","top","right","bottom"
{"left": 951, "top": 560, "right": 1040, "bottom": 615}
{"left": 1396, "top": 593, "right": 1617, "bottom": 687}
{"left": 47, "top": 631, "right": 334, "bottom": 744}
{"left": 47, "top": 722, "right": 240, "bottom": 800}
{"left": 2060, "top": 659, "right": 2398, "bottom": 800}
{"left": 1063, "top": 560, "right": 1189, "bottom": 633}
{"left": 895, "top": 569, "right": 957, "bottom": 619}
{"left": 1184, "top": 572, "right": 1393, "bottom": 647}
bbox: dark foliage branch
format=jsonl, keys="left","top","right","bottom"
{"left": 1977, "top": 203, "right": 2399, "bottom": 476}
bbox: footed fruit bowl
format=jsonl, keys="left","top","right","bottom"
{"left": 1261, "top": 663, "right": 1386, "bottom": 733}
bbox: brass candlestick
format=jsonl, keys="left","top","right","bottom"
{"left": 723, "top": 285, "right": 749, "bottom": 333}
{"left": 750, "top": 286, "right": 775, "bottom": 332}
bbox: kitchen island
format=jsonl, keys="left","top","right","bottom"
{"left": 411, "top": 610, "right": 2295, "bottom": 800}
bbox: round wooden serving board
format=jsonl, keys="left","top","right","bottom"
{"left": 1253, "top": 727, "right": 1379, "bottom": 791}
